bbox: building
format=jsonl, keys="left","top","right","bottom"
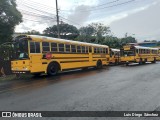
{"left": 127, "top": 42, "right": 157, "bottom": 47}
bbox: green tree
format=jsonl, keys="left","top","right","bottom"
{"left": 103, "top": 36, "right": 121, "bottom": 48}
{"left": 43, "top": 23, "right": 79, "bottom": 40}
{"left": 27, "top": 30, "right": 40, "bottom": 35}
{"left": 0, "top": 0, "right": 22, "bottom": 44}
{"left": 77, "top": 23, "right": 110, "bottom": 44}
{"left": 120, "top": 36, "right": 137, "bottom": 47}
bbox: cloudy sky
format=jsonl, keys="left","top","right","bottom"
{"left": 15, "top": 0, "right": 160, "bottom": 42}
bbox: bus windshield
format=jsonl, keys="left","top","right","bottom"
{"left": 121, "top": 50, "right": 135, "bottom": 56}
{"left": 13, "top": 36, "right": 29, "bottom": 59}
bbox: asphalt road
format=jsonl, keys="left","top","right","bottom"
{"left": 0, "top": 62, "right": 160, "bottom": 120}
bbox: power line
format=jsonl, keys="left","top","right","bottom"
{"left": 60, "top": 0, "right": 120, "bottom": 11}
{"left": 17, "top": 0, "right": 56, "bottom": 11}
{"left": 23, "top": 18, "right": 49, "bottom": 23}
{"left": 59, "top": 16, "right": 82, "bottom": 27}
{"left": 19, "top": 9, "right": 56, "bottom": 20}
{"left": 17, "top": 3, "right": 56, "bottom": 16}
{"left": 72, "top": 0, "right": 136, "bottom": 12}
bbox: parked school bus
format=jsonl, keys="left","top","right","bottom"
{"left": 109, "top": 48, "right": 120, "bottom": 65}
{"left": 11, "top": 35, "right": 110, "bottom": 76}
{"left": 157, "top": 48, "right": 160, "bottom": 61}
{"left": 120, "top": 45, "right": 159, "bottom": 65}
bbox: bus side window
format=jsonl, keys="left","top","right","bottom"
{"left": 100, "top": 48, "right": 103, "bottom": 53}
{"left": 51, "top": 43, "right": 57, "bottom": 52}
{"left": 103, "top": 48, "right": 106, "bottom": 54}
{"left": 89, "top": 47, "right": 92, "bottom": 53}
{"left": 139, "top": 49, "right": 141, "bottom": 54}
{"left": 136, "top": 49, "right": 138, "bottom": 54}
{"left": 94, "top": 47, "right": 97, "bottom": 53}
{"left": 71, "top": 45, "right": 76, "bottom": 53}
{"left": 30, "top": 42, "right": 40, "bottom": 53}
{"left": 77, "top": 46, "right": 81, "bottom": 53}
{"left": 35, "top": 42, "right": 40, "bottom": 53}
{"left": 86, "top": 46, "right": 88, "bottom": 53}
{"left": 101, "top": 48, "right": 103, "bottom": 53}
{"left": 42, "top": 42, "right": 50, "bottom": 52}
{"left": 66, "top": 44, "right": 70, "bottom": 52}
{"left": 97, "top": 48, "right": 99, "bottom": 53}
{"left": 106, "top": 48, "right": 108, "bottom": 54}
{"left": 30, "top": 42, "right": 36, "bottom": 53}
{"left": 58, "top": 43, "right": 64, "bottom": 52}
{"left": 82, "top": 46, "right": 85, "bottom": 53}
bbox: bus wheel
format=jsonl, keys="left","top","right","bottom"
{"left": 126, "top": 62, "right": 129, "bottom": 66}
{"left": 139, "top": 59, "right": 142, "bottom": 65}
{"left": 152, "top": 58, "right": 156, "bottom": 63}
{"left": 114, "top": 60, "right": 118, "bottom": 65}
{"left": 47, "top": 62, "right": 59, "bottom": 76}
{"left": 96, "top": 60, "right": 102, "bottom": 69}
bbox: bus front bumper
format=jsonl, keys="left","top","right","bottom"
{"left": 11, "top": 60, "right": 30, "bottom": 74}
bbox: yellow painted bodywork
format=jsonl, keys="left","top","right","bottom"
{"left": 11, "top": 35, "right": 110, "bottom": 74}
{"left": 109, "top": 56, "right": 121, "bottom": 64}
{"left": 121, "top": 45, "right": 159, "bottom": 63}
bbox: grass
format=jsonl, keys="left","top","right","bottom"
{"left": 0, "top": 75, "right": 16, "bottom": 82}
{"left": 0, "top": 74, "right": 33, "bottom": 82}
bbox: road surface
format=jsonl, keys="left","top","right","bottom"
{"left": 0, "top": 62, "right": 160, "bottom": 120}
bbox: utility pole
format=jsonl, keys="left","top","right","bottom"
{"left": 55, "top": 0, "right": 60, "bottom": 38}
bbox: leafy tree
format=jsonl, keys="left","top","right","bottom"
{"left": 75, "top": 35, "right": 96, "bottom": 43}
{"left": 26, "top": 30, "right": 40, "bottom": 35}
{"left": 79, "top": 26, "right": 95, "bottom": 36}
{"left": 103, "top": 36, "right": 121, "bottom": 48}
{"left": 120, "top": 36, "right": 137, "bottom": 47}
{"left": 78, "top": 23, "right": 110, "bottom": 44}
{"left": 0, "top": 0, "right": 22, "bottom": 44}
{"left": 43, "top": 23, "right": 79, "bottom": 40}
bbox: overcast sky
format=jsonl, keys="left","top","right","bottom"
{"left": 15, "top": 0, "right": 160, "bottom": 42}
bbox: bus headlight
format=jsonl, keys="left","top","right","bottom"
{"left": 23, "top": 67, "right": 28, "bottom": 70}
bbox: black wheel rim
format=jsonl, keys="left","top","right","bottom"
{"left": 50, "top": 65, "right": 56, "bottom": 74}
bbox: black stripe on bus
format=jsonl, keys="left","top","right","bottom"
{"left": 42, "top": 62, "right": 47, "bottom": 64}
{"left": 60, "top": 60, "right": 89, "bottom": 63}
{"left": 42, "top": 52, "right": 89, "bottom": 54}
{"left": 93, "top": 57, "right": 106, "bottom": 58}
{"left": 52, "top": 57, "right": 89, "bottom": 59}
{"left": 42, "top": 57, "right": 89, "bottom": 59}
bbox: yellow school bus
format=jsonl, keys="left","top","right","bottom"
{"left": 109, "top": 48, "right": 120, "bottom": 65}
{"left": 11, "top": 35, "right": 110, "bottom": 76}
{"left": 157, "top": 48, "right": 160, "bottom": 61}
{"left": 120, "top": 45, "right": 159, "bottom": 65}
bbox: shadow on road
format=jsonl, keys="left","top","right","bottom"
{"left": 0, "top": 66, "right": 110, "bottom": 94}
{"left": 120, "top": 62, "right": 156, "bottom": 67}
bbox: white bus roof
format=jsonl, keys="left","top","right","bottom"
{"left": 134, "top": 46, "right": 159, "bottom": 50}
{"left": 27, "top": 35, "right": 109, "bottom": 48}
{"left": 111, "top": 48, "right": 120, "bottom": 52}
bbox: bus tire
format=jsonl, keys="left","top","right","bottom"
{"left": 126, "top": 62, "right": 129, "bottom": 66}
{"left": 96, "top": 60, "right": 102, "bottom": 69}
{"left": 47, "top": 62, "right": 60, "bottom": 76}
{"left": 114, "top": 60, "right": 118, "bottom": 65}
{"left": 139, "top": 58, "right": 142, "bottom": 65}
{"left": 152, "top": 58, "right": 156, "bottom": 63}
